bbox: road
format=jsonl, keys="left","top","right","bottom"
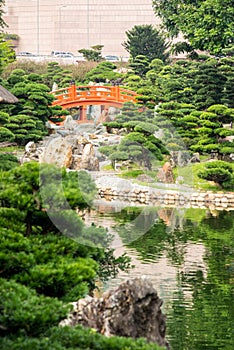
{"left": 16, "top": 55, "right": 85, "bottom": 65}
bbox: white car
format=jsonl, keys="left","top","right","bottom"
{"left": 104, "top": 55, "right": 119, "bottom": 62}
{"left": 17, "top": 52, "right": 35, "bottom": 56}
{"left": 51, "top": 51, "right": 74, "bottom": 57}
{"left": 54, "top": 53, "right": 73, "bottom": 58}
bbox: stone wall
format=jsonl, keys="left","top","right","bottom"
{"left": 95, "top": 176, "right": 234, "bottom": 210}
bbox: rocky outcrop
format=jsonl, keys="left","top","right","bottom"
{"left": 60, "top": 277, "right": 169, "bottom": 349}
{"left": 157, "top": 162, "right": 174, "bottom": 183}
{"left": 22, "top": 135, "right": 99, "bottom": 171}
{"left": 21, "top": 141, "right": 44, "bottom": 163}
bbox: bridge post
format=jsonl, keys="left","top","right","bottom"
{"left": 114, "top": 86, "right": 120, "bottom": 102}
{"left": 80, "top": 105, "right": 87, "bottom": 121}
{"left": 69, "top": 81, "right": 76, "bottom": 100}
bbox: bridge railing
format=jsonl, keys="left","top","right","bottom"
{"left": 51, "top": 85, "right": 138, "bottom": 106}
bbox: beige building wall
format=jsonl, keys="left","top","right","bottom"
{"left": 3, "top": 0, "right": 161, "bottom": 57}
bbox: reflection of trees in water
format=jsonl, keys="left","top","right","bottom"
{"left": 114, "top": 206, "right": 189, "bottom": 253}
{"left": 88, "top": 204, "right": 233, "bottom": 349}
{"left": 99, "top": 205, "right": 234, "bottom": 349}
{"left": 114, "top": 207, "right": 195, "bottom": 265}
{"left": 166, "top": 210, "right": 234, "bottom": 350}
{"left": 115, "top": 208, "right": 234, "bottom": 271}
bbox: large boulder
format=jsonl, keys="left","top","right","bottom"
{"left": 60, "top": 277, "right": 170, "bottom": 349}
{"left": 22, "top": 135, "right": 99, "bottom": 171}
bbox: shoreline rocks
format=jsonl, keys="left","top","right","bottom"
{"left": 60, "top": 277, "right": 170, "bottom": 349}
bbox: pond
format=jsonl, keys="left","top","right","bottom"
{"left": 85, "top": 200, "right": 234, "bottom": 350}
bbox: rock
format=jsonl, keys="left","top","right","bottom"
{"left": 157, "top": 162, "right": 174, "bottom": 183}
{"left": 136, "top": 174, "right": 155, "bottom": 183}
{"left": 21, "top": 141, "right": 43, "bottom": 163}
{"left": 94, "top": 123, "right": 106, "bottom": 134}
{"left": 64, "top": 115, "right": 78, "bottom": 131}
{"left": 25, "top": 141, "right": 36, "bottom": 153}
{"left": 189, "top": 152, "right": 200, "bottom": 163}
{"left": 40, "top": 137, "right": 73, "bottom": 168}
{"left": 89, "top": 133, "right": 98, "bottom": 139}
{"left": 74, "top": 123, "right": 96, "bottom": 135}
{"left": 60, "top": 277, "right": 169, "bottom": 349}
{"left": 76, "top": 143, "right": 99, "bottom": 171}
{"left": 22, "top": 135, "right": 99, "bottom": 171}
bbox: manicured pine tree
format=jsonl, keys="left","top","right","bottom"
{"left": 193, "top": 59, "right": 226, "bottom": 109}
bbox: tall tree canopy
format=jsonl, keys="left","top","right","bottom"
{"left": 0, "top": 0, "right": 6, "bottom": 29}
{"left": 122, "top": 24, "right": 169, "bottom": 62}
{"left": 152, "top": 0, "right": 234, "bottom": 54}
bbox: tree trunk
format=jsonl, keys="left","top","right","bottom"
{"left": 25, "top": 211, "right": 32, "bottom": 236}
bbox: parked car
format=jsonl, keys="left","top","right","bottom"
{"left": 51, "top": 51, "right": 74, "bottom": 57}
{"left": 54, "top": 53, "right": 74, "bottom": 58}
{"left": 104, "top": 55, "right": 119, "bottom": 62}
{"left": 17, "top": 52, "right": 35, "bottom": 56}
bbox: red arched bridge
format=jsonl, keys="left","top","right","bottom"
{"left": 51, "top": 84, "right": 139, "bottom": 123}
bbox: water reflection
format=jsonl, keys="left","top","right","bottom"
{"left": 84, "top": 202, "right": 234, "bottom": 350}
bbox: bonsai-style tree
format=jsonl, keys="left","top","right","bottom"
{"left": 194, "top": 59, "right": 226, "bottom": 109}
{"left": 4, "top": 69, "right": 68, "bottom": 127}
{"left": 198, "top": 161, "right": 234, "bottom": 189}
{"left": 109, "top": 125, "right": 168, "bottom": 170}
{"left": 129, "top": 55, "right": 150, "bottom": 77}
{"left": 78, "top": 45, "right": 104, "bottom": 62}
{"left": 84, "top": 61, "right": 122, "bottom": 83}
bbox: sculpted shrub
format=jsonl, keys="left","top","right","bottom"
{"left": 198, "top": 161, "right": 234, "bottom": 189}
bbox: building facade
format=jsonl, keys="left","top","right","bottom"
{"left": 3, "top": 0, "right": 160, "bottom": 57}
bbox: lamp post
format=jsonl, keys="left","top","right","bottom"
{"left": 59, "top": 5, "right": 68, "bottom": 51}
{"left": 87, "top": 0, "right": 90, "bottom": 47}
{"left": 36, "top": 0, "right": 39, "bottom": 55}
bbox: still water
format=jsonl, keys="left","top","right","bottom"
{"left": 85, "top": 200, "right": 234, "bottom": 350}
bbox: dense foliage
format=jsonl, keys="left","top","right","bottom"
{"left": 154, "top": 101, "right": 234, "bottom": 156}
{"left": 0, "top": 0, "right": 5, "bottom": 28}
{"left": 0, "top": 67, "right": 69, "bottom": 144}
{"left": 0, "top": 2, "right": 16, "bottom": 73}
{"left": 84, "top": 61, "right": 122, "bottom": 83}
{"left": 198, "top": 160, "right": 234, "bottom": 189}
{"left": 123, "top": 24, "right": 169, "bottom": 63}
{"left": 0, "top": 161, "right": 161, "bottom": 349}
{"left": 0, "top": 35, "right": 16, "bottom": 74}
{"left": 78, "top": 45, "right": 104, "bottom": 62}
{"left": 152, "top": 0, "right": 234, "bottom": 55}
{"left": 0, "top": 153, "right": 19, "bottom": 171}
{"left": 0, "top": 324, "right": 162, "bottom": 350}
{"left": 101, "top": 102, "right": 169, "bottom": 169}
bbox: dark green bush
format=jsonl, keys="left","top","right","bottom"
{"left": 198, "top": 161, "right": 234, "bottom": 188}
{"left": 0, "top": 153, "right": 19, "bottom": 171}
{"left": 0, "top": 279, "right": 70, "bottom": 337}
{"left": 0, "top": 325, "right": 163, "bottom": 350}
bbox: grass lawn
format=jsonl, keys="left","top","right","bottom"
{"left": 0, "top": 145, "right": 24, "bottom": 154}
{"left": 173, "top": 162, "right": 231, "bottom": 191}
{"left": 103, "top": 159, "right": 233, "bottom": 192}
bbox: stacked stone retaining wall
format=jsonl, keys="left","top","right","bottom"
{"left": 95, "top": 180, "right": 234, "bottom": 210}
